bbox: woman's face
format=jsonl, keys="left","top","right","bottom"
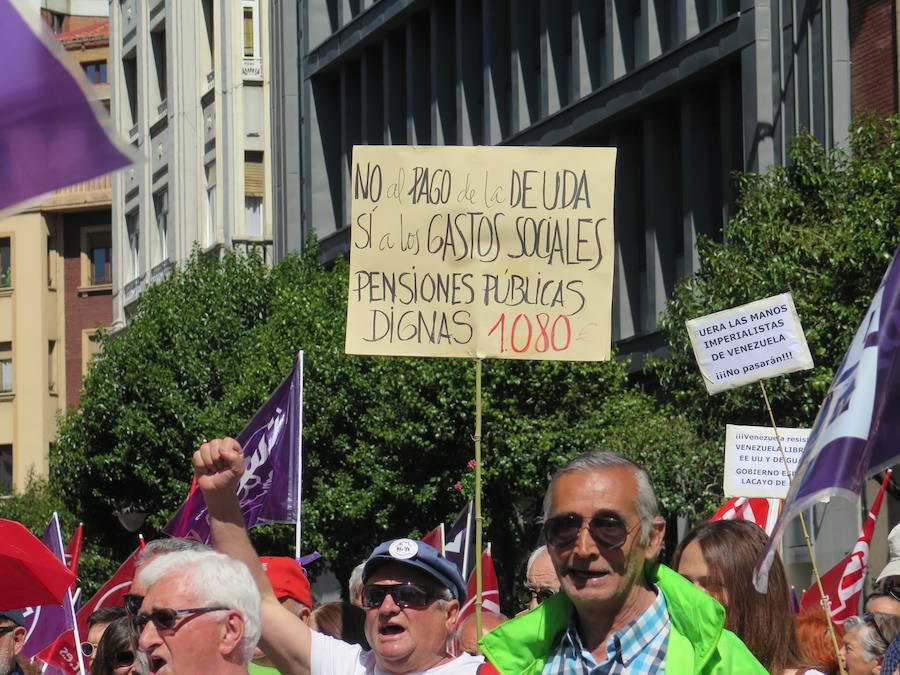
{"left": 841, "top": 627, "right": 881, "bottom": 675}
{"left": 676, "top": 540, "right": 727, "bottom": 607}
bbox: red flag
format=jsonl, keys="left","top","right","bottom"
{"left": 801, "top": 470, "right": 892, "bottom": 622}
{"left": 64, "top": 523, "right": 83, "bottom": 577}
{"left": 456, "top": 546, "right": 500, "bottom": 628}
{"left": 710, "top": 496, "right": 781, "bottom": 535}
{"left": 39, "top": 547, "right": 140, "bottom": 671}
{"left": 422, "top": 524, "right": 445, "bottom": 554}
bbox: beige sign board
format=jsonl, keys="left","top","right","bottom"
{"left": 345, "top": 145, "right": 616, "bottom": 361}
{"left": 724, "top": 424, "right": 811, "bottom": 499}
{"left": 686, "top": 293, "right": 814, "bottom": 394}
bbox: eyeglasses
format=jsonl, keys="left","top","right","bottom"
{"left": 543, "top": 512, "right": 642, "bottom": 550}
{"left": 80, "top": 641, "right": 98, "bottom": 657}
{"left": 863, "top": 612, "right": 890, "bottom": 646}
{"left": 115, "top": 651, "right": 135, "bottom": 668}
{"left": 526, "top": 584, "right": 556, "bottom": 604}
{"left": 361, "top": 583, "right": 436, "bottom": 610}
{"left": 134, "top": 606, "right": 230, "bottom": 633}
{"left": 124, "top": 593, "right": 144, "bottom": 616}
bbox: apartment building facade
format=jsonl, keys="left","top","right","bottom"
{"left": 109, "top": 0, "right": 274, "bottom": 329}
{"left": 1, "top": 1, "right": 114, "bottom": 493}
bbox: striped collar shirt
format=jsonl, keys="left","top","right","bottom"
{"left": 542, "top": 589, "right": 670, "bottom": 674}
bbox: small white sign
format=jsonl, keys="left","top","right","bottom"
{"left": 724, "top": 424, "right": 811, "bottom": 499}
{"left": 686, "top": 292, "right": 814, "bottom": 394}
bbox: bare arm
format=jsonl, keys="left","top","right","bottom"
{"left": 195, "top": 438, "right": 312, "bottom": 675}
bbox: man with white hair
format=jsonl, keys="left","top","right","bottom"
{"left": 521, "top": 545, "right": 559, "bottom": 612}
{"left": 136, "top": 549, "right": 261, "bottom": 675}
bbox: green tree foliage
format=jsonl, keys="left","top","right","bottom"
{"left": 649, "top": 115, "right": 900, "bottom": 491}
{"left": 52, "top": 241, "right": 709, "bottom": 605}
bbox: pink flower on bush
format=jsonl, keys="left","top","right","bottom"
{"left": 467, "top": 459, "right": 476, "bottom": 469}
{"left": 453, "top": 483, "right": 463, "bottom": 492}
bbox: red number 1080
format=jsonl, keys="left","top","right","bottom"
{"left": 487, "top": 312, "right": 572, "bottom": 354}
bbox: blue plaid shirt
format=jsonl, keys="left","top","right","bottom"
{"left": 542, "top": 589, "right": 670, "bottom": 674}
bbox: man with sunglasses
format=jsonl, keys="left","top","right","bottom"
{"left": 480, "top": 450, "right": 766, "bottom": 674}
{"left": 520, "top": 546, "right": 559, "bottom": 613}
{"left": 135, "top": 549, "right": 261, "bottom": 674}
{"left": 0, "top": 610, "right": 26, "bottom": 675}
{"left": 193, "top": 437, "right": 484, "bottom": 674}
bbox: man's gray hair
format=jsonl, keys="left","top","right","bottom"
{"left": 525, "top": 546, "right": 548, "bottom": 577}
{"left": 845, "top": 613, "right": 900, "bottom": 662}
{"left": 348, "top": 561, "right": 365, "bottom": 604}
{"left": 136, "top": 538, "right": 210, "bottom": 567}
{"left": 542, "top": 450, "right": 659, "bottom": 544}
{"left": 138, "top": 550, "right": 261, "bottom": 663}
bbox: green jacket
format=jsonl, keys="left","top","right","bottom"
{"left": 480, "top": 565, "right": 767, "bottom": 674}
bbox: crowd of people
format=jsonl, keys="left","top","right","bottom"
{"left": 4, "top": 441, "right": 900, "bottom": 674}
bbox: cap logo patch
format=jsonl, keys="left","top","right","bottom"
{"left": 389, "top": 539, "right": 418, "bottom": 560}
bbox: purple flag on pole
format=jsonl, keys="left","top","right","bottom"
{"left": 0, "top": 0, "right": 132, "bottom": 215}
{"left": 21, "top": 513, "right": 77, "bottom": 659}
{"left": 755, "top": 246, "right": 900, "bottom": 592}
{"left": 164, "top": 357, "right": 303, "bottom": 543}
{"left": 444, "top": 502, "right": 474, "bottom": 577}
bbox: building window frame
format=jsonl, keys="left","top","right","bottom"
{"left": 0, "top": 236, "right": 11, "bottom": 290}
{"left": 153, "top": 189, "right": 169, "bottom": 266}
{"left": 79, "top": 225, "right": 113, "bottom": 292}
{"left": 0, "top": 444, "right": 11, "bottom": 494}
{"left": 0, "top": 342, "right": 12, "bottom": 396}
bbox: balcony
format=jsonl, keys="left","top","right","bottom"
{"left": 38, "top": 174, "right": 112, "bottom": 211}
{"left": 242, "top": 57, "right": 262, "bottom": 80}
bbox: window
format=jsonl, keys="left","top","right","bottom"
{"left": 88, "top": 229, "right": 112, "bottom": 285}
{"left": 0, "top": 237, "right": 10, "bottom": 288}
{"left": 242, "top": 1, "right": 259, "bottom": 58}
{"left": 48, "top": 11, "right": 63, "bottom": 33}
{"left": 206, "top": 164, "right": 216, "bottom": 247}
{"left": 201, "top": 0, "right": 215, "bottom": 75}
{"left": 151, "top": 25, "right": 167, "bottom": 104}
{"left": 0, "top": 445, "right": 11, "bottom": 494}
{"left": 126, "top": 211, "right": 141, "bottom": 280}
{"left": 48, "top": 340, "right": 57, "bottom": 393}
{"left": 153, "top": 189, "right": 168, "bottom": 265}
{"left": 47, "top": 228, "right": 57, "bottom": 287}
{"left": 83, "top": 61, "right": 108, "bottom": 84}
{"left": 82, "top": 329, "right": 104, "bottom": 376}
{"left": 0, "top": 342, "right": 11, "bottom": 393}
{"left": 123, "top": 53, "right": 138, "bottom": 127}
{"left": 245, "top": 151, "right": 264, "bottom": 237}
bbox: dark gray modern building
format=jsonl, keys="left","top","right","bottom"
{"left": 270, "top": 0, "right": 851, "bottom": 360}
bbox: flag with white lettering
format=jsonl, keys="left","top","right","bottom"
{"left": 800, "top": 470, "right": 891, "bottom": 622}
{"left": 164, "top": 356, "right": 303, "bottom": 542}
{"left": 755, "top": 247, "right": 900, "bottom": 592}
{"left": 710, "top": 496, "right": 781, "bottom": 536}
{"left": 20, "top": 513, "right": 77, "bottom": 659}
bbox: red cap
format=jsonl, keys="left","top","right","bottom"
{"left": 260, "top": 556, "right": 312, "bottom": 608}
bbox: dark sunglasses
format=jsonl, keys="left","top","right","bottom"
{"left": 134, "top": 606, "right": 230, "bottom": 633}
{"left": 80, "top": 641, "right": 98, "bottom": 657}
{"left": 124, "top": 593, "right": 144, "bottom": 616}
{"left": 543, "top": 512, "right": 641, "bottom": 550}
{"left": 526, "top": 585, "right": 556, "bottom": 604}
{"left": 361, "top": 583, "right": 436, "bottom": 610}
{"left": 864, "top": 612, "right": 890, "bottom": 646}
{"left": 115, "top": 650, "right": 135, "bottom": 668}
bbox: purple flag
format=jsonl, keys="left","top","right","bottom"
{"left": 164, "top": 357, "right": 303, "bottom": 542}
{"left": 0, "top": 0, "right": 132, "bottom": 215}
{"left": 444, "top": 502, "right": 474, "bottom": 577}
{"left": 21, "top": 513, "right": 77, "bottom": 659}
{"left": 755, "top": 246, "right": 900, "bottom": 592}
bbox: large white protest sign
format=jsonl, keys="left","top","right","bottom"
{"left": 724, "top": 424, "right": 811, "bottom": 499}
{"left": 686, "top": 293, "right": 813, "bottom": 394}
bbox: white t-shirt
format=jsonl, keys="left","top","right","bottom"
{"left": 311, "top": 631, "right": 484, "bottom": 675}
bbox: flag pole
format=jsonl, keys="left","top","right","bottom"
{"left": 473, "top": 358, "right": 484, "bottom": 651}
{"left": 295, "top": 351, "right": 305, "bottom": 560}
{"left": 759, "top": 381, "right": 846, "bottom": 675}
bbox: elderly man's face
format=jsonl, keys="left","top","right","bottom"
{"left": 0, "top": 620, "right": 25, "bottom": 675}
{"left": 526, "top": 550, "right": 560, "bottom": 610}
{"left": 137, "top": 574, "right": 237, "bottom": 675}
{"left": 363, "top": 563, "right": 458, "bottom": 673}
{"left": 545, "top": 467, "right": 663, "bottom": 616}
